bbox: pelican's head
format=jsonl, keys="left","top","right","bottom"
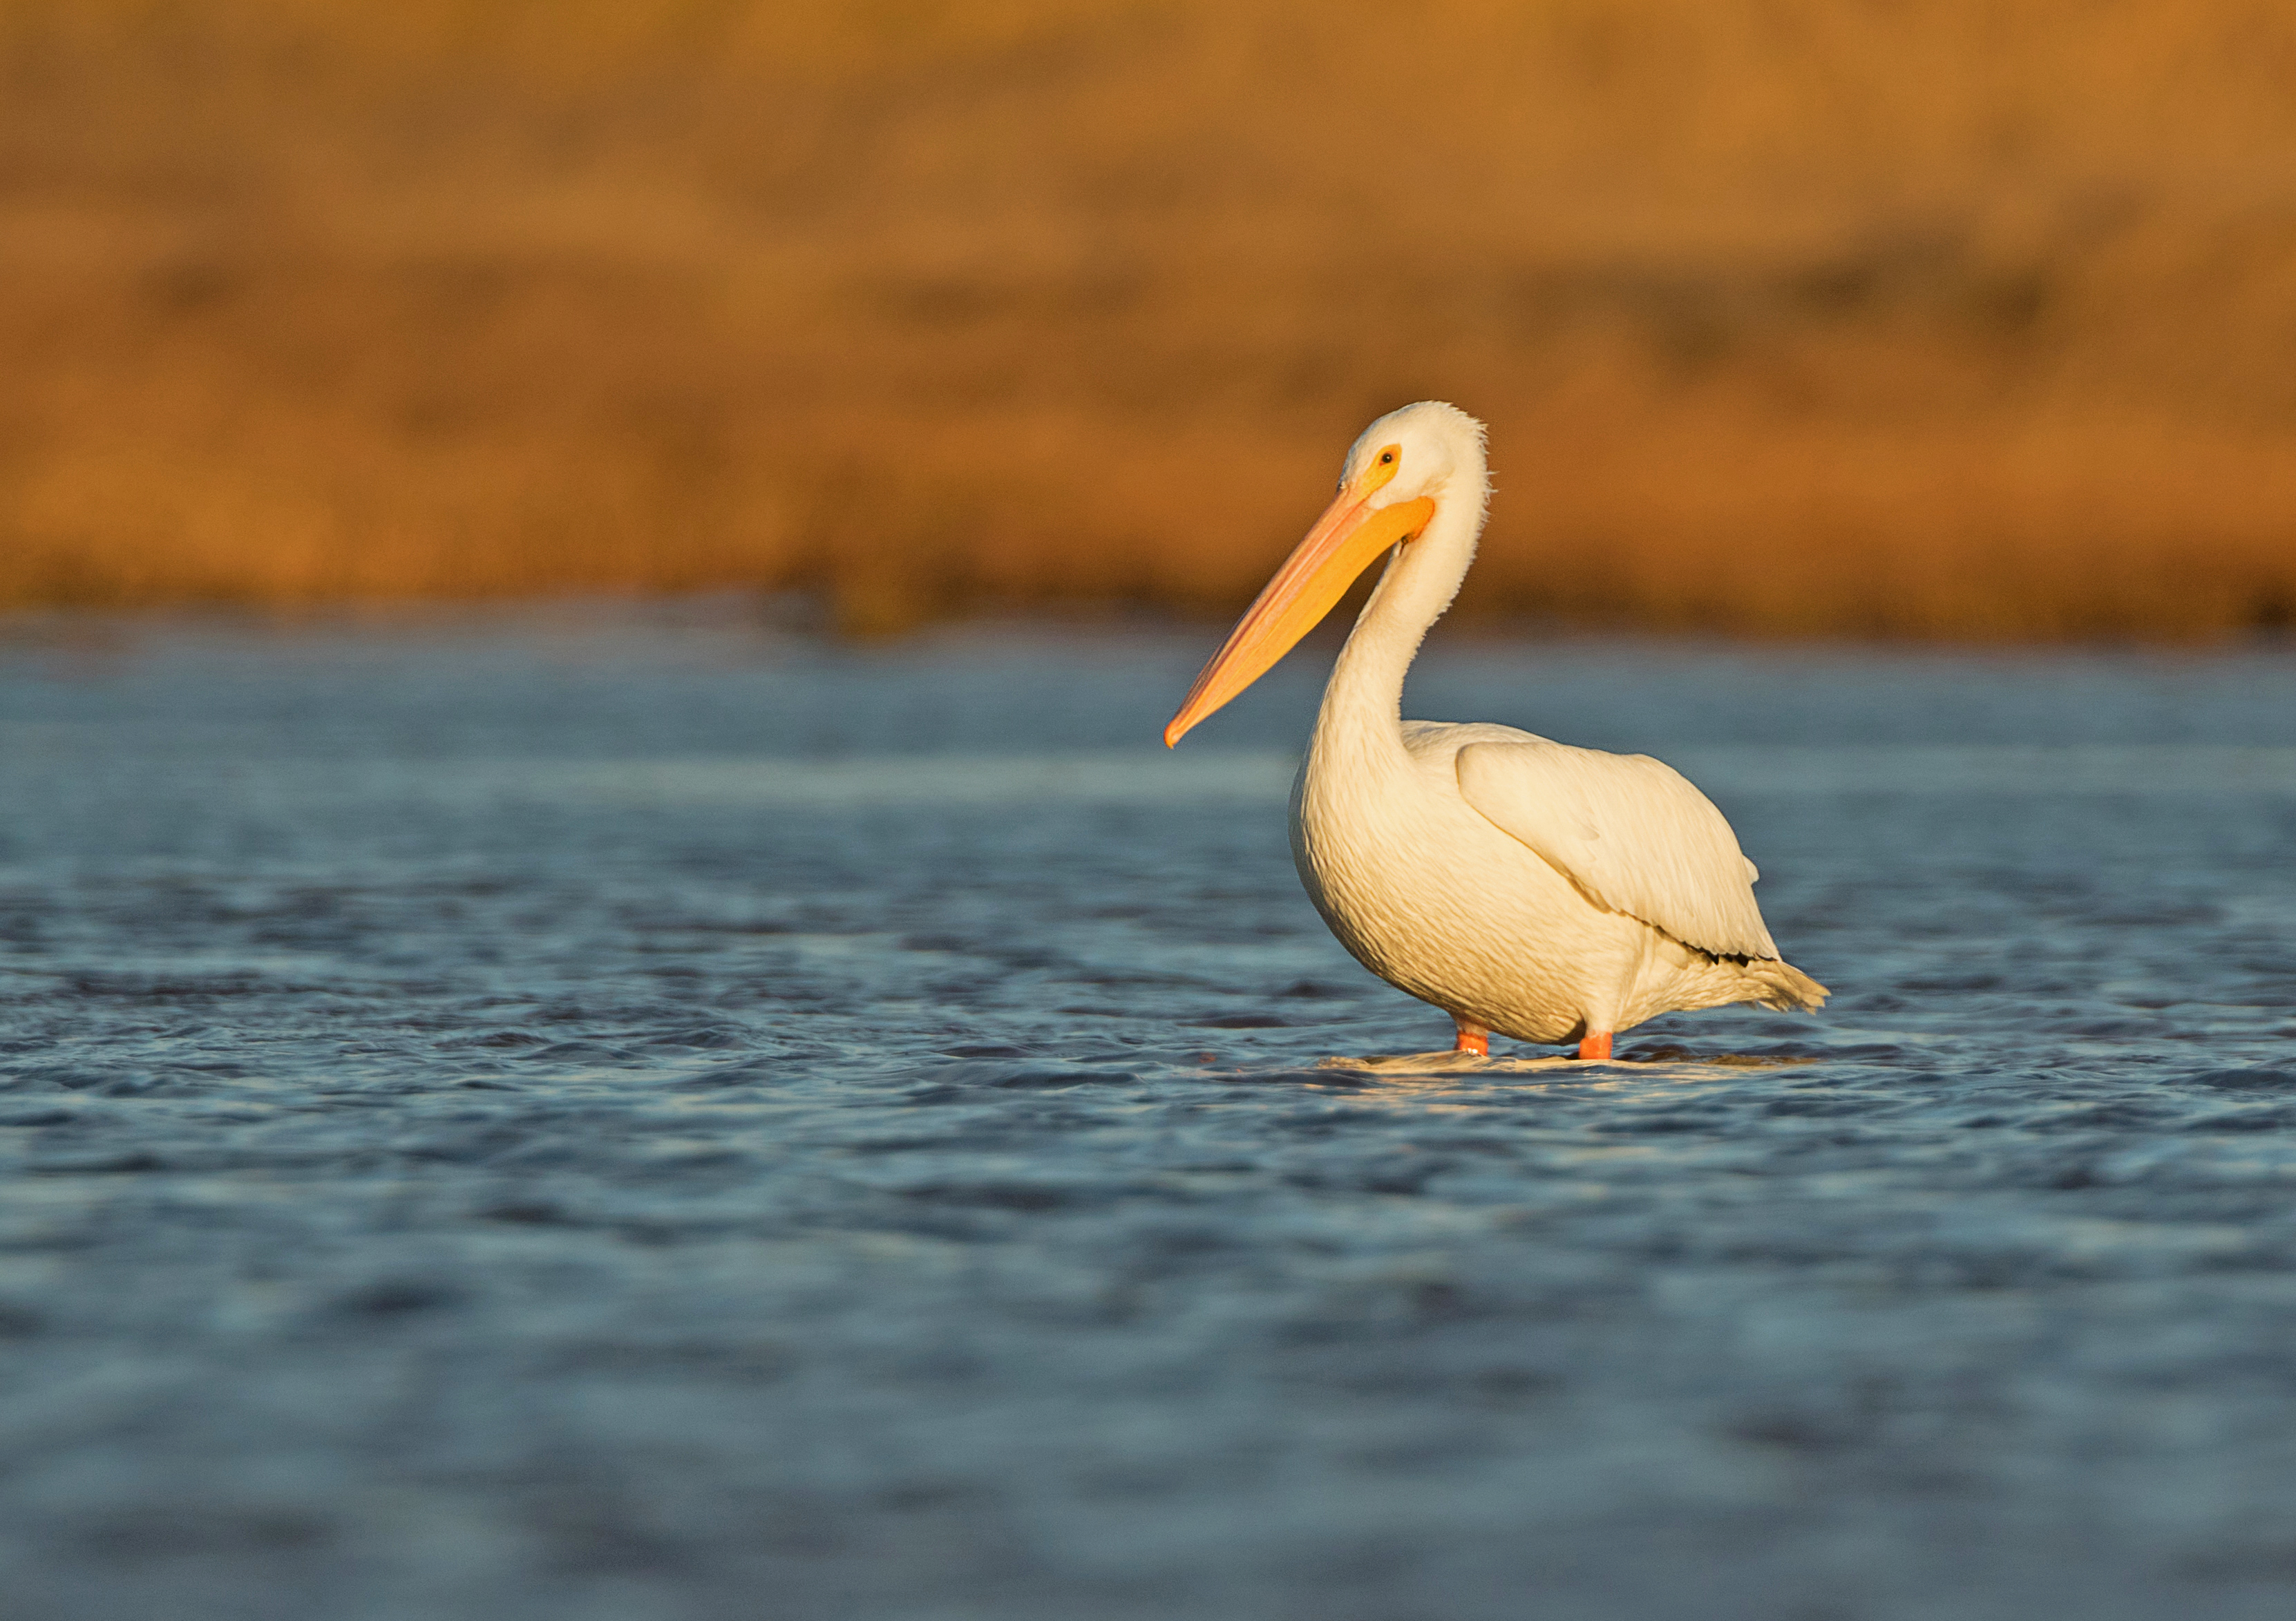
{"left": 1164, "top": 401, "right": 1487, "bottom": 747}
{"left": 1334, "top": 400, "right": 1488, "bottom": 512}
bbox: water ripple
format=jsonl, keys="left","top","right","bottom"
{"left": 1, "top": 609, "right": 2294, "bottom": 1619}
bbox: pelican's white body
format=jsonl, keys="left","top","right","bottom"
{"left": 1279, "top": 403, "right": 1824, "bottom": 1046}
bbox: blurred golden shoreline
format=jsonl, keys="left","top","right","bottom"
{"left": 4, "top": 1, "right": 2295, "bottom": 641}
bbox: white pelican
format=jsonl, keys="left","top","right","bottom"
{"left": 1165, "top": 402, "right": 1826, "bottom": 1060}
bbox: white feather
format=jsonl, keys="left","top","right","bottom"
{"left": 1451, "top": 731, "right": 1780, "bottom": 960}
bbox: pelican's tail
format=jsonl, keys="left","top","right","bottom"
{"left": 1745, "top": 958, "right": 1829, "bottom": 1013}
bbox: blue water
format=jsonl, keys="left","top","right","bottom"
{"left": 3, "top": 600, "right": 2295, "bottom": 1620}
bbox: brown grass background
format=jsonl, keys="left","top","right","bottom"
{"left": 3, "top": 0, "right": 2295, "bottom": 637}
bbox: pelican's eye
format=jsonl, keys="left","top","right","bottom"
{"left": 1360, "top": 443, "right": 1403, "bottom": 493}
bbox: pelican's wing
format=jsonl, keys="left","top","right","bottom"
{"left": 1452, "top": 737, "right": 1778, "bottom": 960}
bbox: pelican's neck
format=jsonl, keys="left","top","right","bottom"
{"left": 1312, "top": 473, "right": 1487, "bottom": 766}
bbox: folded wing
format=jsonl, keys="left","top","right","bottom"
{"left": 1453, "top": 737, "right": 1778, "bottom": 960}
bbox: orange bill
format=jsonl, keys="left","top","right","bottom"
{"left": 1164, "top": 491, "right": 1435, "bottom": 746}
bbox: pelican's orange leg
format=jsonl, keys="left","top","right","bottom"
{"left": 1452, "top": 1016, "right": 1490, "bottom": 1056}
{"left": 1576, "top": 1032, "right": 1613, "bottom": 1061}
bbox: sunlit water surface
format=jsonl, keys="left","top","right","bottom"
{"left": 3, "top": 602, "right": 2295, "bottom": 1620}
